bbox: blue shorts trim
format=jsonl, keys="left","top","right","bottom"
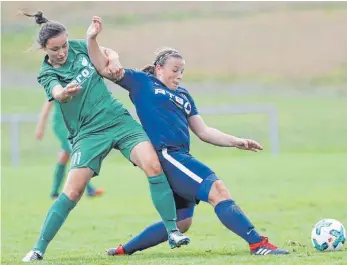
{"left": 197, "top": 173, "right": 219, "bottom": 202}
{"left": 158, "top": 148, "right": 218, "bottom": 207}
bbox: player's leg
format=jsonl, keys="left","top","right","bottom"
{"left": 23, "top": 136, "right": 112, "bottom": 262}
{"left": 85, "top": 183, "right": 104, "bottom": 197}
{"left": 50, "top": 150, "right": 70, "bottom": 198}
{"left": 160, "top": 149, "right": 289, "bottom": 255}
{"left": 129, "top": 142, "right": 180, "bottom": 233}
{"left": 50, "top": 126, "right": 71, "bottom": 198}
{"left": 107, "top": 198, "right": 195, "bottom": 255}
{"left": 53, "top": 126, "right": 103, "bottom": 198}
{"left": 206, "top": 180, "right": 289, "bottom": 255}
{"left": 115, "top": 115, "right": 189, "bottom": 248}
{"left": 22, "top": 167, "right": 93, "bottom": 262}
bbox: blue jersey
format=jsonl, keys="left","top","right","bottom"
{"left": 117, "top": 69, "right": 198, "bottom": 151}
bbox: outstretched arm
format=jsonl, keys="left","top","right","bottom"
{"left": 86, "top": 16, "right": 124, "bottom": 81}
{"left": 35, "top": 100, "right": 54, "bottom": 140}
{"left": 188, "top": 115, "right": 263, "bottom": 152}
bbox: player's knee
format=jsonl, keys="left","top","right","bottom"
{"left": 217, "top": 180, "right": 230, "bottom": 195}
{"left": 64, "top": 188, "right": 83, "bottom": 202}
{"left": 177, "top": 218, "right": 192, "bottom": 233}
{"left": 208, "top": 180, "right": 232, "bottom": 206}
{"left": 143, "top": 157, "right": 163, "bottom": 176}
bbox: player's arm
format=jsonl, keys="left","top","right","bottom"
{"left": 35, "top": 100, "right": 54, "bottom": 140}
{"left": 86, "top": 16, "right": 124, "bottom": 81}
{"left": 188, "top": 115, "right": 263, "bottom": 151}
{"left": 51, "top": 83, "right": 81, "bottom": 103}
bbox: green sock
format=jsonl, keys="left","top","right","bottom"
{"left": 148, "top": 173, "right": 177, "bottom": 234}
{"left": 34, "top": 193, "right": 76, "bottom": 254}
{"left": 51, "top": 163, "right": 66, "bottom": 196}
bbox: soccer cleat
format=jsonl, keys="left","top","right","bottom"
{"left": 22, "top": 250, "right": 43, "bottom": 262}
{"left": 106, "top": 244, "right": 126, "bottom": 256}
{"left": 168, "top": 229, "right": 190, "bottom": 249}
{"left": 250, "top": 236, "right": 290, "bottom": 255}
{"left": 87, "top": 188, "right": 104, "bottom": 197}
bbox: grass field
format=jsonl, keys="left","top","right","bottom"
{"left": 2, "top": 154, "right": 347, "bottom": 265}
{"left": 1, "top": 87, "right": 347, "bottom": 264}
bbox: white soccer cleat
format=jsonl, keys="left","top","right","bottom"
{"left": 22, "top": 250, "right": 43, "bottom": 262}
{"left": 168, "top": 229, "right": 190, "bottom": 249}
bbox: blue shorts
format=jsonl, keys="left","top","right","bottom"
{"left": 158, "top": 148, "right": 218, "bottom": 208}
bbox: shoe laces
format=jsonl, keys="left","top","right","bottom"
{"left": 259, "top": 236, "right": 277, "bottom": 250}
{"left": 171, "top": 229, "right": 184, "bottom": 236}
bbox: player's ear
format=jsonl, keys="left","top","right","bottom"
{"left": 155, "top": 65, "right": 162, "bottom": 76}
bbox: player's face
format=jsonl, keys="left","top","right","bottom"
{"left": 44, "top": 32, "right": 69, "bottom": 66}
{"left": 157, "top": 57, "right": 185, "bottom": 90}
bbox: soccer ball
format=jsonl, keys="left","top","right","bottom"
{"left": 311, "top": 219, "right": 346, "bottom": 252}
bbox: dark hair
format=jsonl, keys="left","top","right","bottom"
{"left": 142, "top": 47, "right": 183, "bottom": 75}
{"left": 20, "top": 10, "right": 66, "bottom": 47}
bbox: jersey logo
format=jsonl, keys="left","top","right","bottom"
{"left": 155, "top": 88, "right": 192, "bottom": 115}
{"left": 71, "top": 56, "right": 95, "bottom": 86}
{"left": 81, "top": 57, "right": 88, "bottom": 67}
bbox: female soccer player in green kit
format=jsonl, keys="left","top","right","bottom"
{"left": 22, "top": 11, "right": 189, "bottom": 262}
{"left": 35, "top": 100, "right": 104, "bottom": 198}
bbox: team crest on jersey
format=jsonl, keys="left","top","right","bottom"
{"left": 81, "top": 57, "right": 88, "bottom": 67}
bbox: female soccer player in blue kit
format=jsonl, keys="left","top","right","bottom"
{"left": 87, "top": 16, "right": 289, "bottom": 256}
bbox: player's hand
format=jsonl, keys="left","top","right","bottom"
{"left": 107, "top": 58, "right": 124, "bottom": 80}
{"left": 65, "top": 82, "right": 81, "bottom": 96}
{"left": 104, "top": 49, "right": 124, "bottom": 81}
{"left": 86, "top": 16, "right": 103, "bottom": 39}
{"left": 35, "top": 127, "right": 44, "bottom": 140}
{"left": 61, "top": 82, "right": 81, "bottom": 102}
{"left": 233, "top": 138, "right": 263, "bottom": 152}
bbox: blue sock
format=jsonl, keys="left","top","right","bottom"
{"left": 215, "top": 199, "right": 262, "bottom": 244}
{"left": 123, "top": 207, "right": 194, "bottom": 254}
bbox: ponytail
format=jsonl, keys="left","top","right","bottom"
{"left": 141, "top": 64, "right": 155, "bottom": 75}
{"left": 19, "top": 10, "right": 48, "bottom": 25}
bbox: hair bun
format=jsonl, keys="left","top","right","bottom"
{"left": 34, "top": 11, "right": 48, "bottom": 25}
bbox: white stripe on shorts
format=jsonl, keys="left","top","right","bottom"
{"left": 162, "top": 148, "right": 203, "bottom": 184}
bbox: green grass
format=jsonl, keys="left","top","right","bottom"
{"left": 2, "top": 153, "right": 347, "bottom": 264}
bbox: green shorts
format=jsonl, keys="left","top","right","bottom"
{"left": 70, "top": 113, "right": 150, "bottom": 176}
{"left": 52, "top": 121, "right": 72, "bottom": 154}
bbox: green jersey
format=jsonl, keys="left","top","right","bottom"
{"left": 37, "top": 40, "right": 128, "bottom": 142}
{"left": 52, "top": 100, "right": 64, "bottom": 125}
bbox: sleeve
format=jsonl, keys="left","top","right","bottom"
{"left": 69, "top": 39, "right": 88, "bottom": 53}
{"left": 37, "top": 72, "right": 61, "bottom": 101}
{"left": 116, "top": 69, "right": 149, "bottom": 93}
{"left": 185, "top": 91, "right": 199, "bottom": 117}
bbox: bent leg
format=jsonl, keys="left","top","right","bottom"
{"left": 113, "top": 207, "right": 194, "bottom": 255}
{"left": 206, "top": 179, "right": 262, "bottom": 244}
{"left": 130, "top": 141, "right": 178, "bottom": 234}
